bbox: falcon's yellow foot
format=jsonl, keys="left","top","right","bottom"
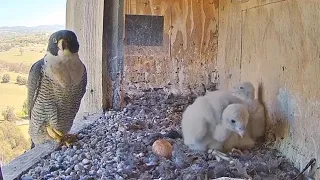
{"left": 61, "top": 134, "right": 79, "bottom": 147}
{"left": 46, "top": 126, "right": 63, "bottom": 143}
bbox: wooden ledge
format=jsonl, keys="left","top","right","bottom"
{"left": 2, "top": 113, "right": 101, "bottom": 180}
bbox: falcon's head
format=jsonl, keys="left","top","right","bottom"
{"left": 47, "top": 30, "right": 80, "bottom": 56}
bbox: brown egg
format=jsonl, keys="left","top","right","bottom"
{"left": 152, "top": 139, "right": 173, "bottom": 158}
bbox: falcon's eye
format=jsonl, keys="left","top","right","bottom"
{"left": 231, "top": 120, "right": 236, "bottom": 123}
{"left": 53, "top": 38, "right": 57, "bottom": 44}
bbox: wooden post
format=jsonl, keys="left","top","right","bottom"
{"left": 0, "top": 165, "right": 3, "bottom": 180}
{"left": 66, "top": 0, "right": 105, "bottom": 116}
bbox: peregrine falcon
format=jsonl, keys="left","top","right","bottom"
{"left": 27, "top": 30, "right": 87, "bottom": 149}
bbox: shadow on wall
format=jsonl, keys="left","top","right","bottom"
{"left": 264, "top": 86, "right": 294, "bottom": 143}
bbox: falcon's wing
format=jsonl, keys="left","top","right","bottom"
{"left": 27, "top": 58, "right": 45, "bottom": 119}
{"left": 81, "top": 65, "right": 87, "bottom": 96}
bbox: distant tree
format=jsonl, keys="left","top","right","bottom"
{"left": 16, "top": 75, "right": 22, "bottom": 83}
{"left": 1, "top": 74, "right": 10, "bottom": 83}
{"left": 16, "top": 75, "right": 27, "bottom": 85}
{"left": 1, "top": 106, "right": 17, "bottom": 122}
{"left": 19, "top": 48, "right": 24, "bottom": 56}
{"left": 22, "top": 99, "right": 28, "bottom": 117}
{"left": 0, "top": 121, "right": 29, "bottom": 164}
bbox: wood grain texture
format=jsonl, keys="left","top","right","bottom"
{"left": 66, "top": 0, "right": 105, "bottom": 115}
{"left": 218, "top": 0, "right": 320, "bottom": 178}
{"left": 216, "top": 0, "right": 242, "bottom": 90}
{"left": 123, "top": 0, "right": 219, "bottom": 95}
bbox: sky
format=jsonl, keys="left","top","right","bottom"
{"left": 0, "top": 0, "right": 66, "bottom": 27}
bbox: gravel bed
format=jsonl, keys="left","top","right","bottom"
{"left": 21, "top": 90, "right": 301, "bottom": 180}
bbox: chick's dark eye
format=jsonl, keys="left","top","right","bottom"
{"left": 239, "top": 87, "right": 244, "bottom": 89}
{"left": 231, "top": 120, "right": 236, "bottom": 123}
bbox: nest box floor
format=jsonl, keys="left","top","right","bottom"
{"left": 21, "top": 90, "right": 302, "bottom": 180}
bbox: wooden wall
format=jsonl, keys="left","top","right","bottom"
{"left": 66, "top": 0, "right": 106, "bottom": 116}
{"left": 65, "top": 1, "right": 320, "bottom": 177}
{"left": 123, "top": 0, "right": 219, "bottom": 95}
{"left": 218, "top": 0, "right": 320, "bottom": 178}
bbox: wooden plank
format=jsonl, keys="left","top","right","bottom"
{"left": 240, "top": 0, "right": 286, "bottom": 10}
{"left": 123, "top": 0, "right": 219, "bottom": 95}
{"left": 2, "top": 114, "right": 99, "bottom": 180}
{"left": 123, "top": 0, "right": 173, "bottom": 94}
{"left": 66, "top": 0, "right": 105, "bottom": 115}
{"left": 240, "top": 0, "right": 320, "bottom": 178}
{"left": 0, "top": 166, "right": 3, "bottom": 180}
{"left": 170, "top": 0, "right": 219, "bottom": 94}
{"left": 216, "top": 0, "right": 242, "bottom": 90}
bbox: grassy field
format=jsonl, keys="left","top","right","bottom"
{"left": 0, "top": 46, "right": 45, "bottom": 63}
{"left": 17, "top": 123, "right": 30, "bottom": 141}
{"left": 0, "top": 46, "right": 45, "bottom": 115}
{"left": 0, "top": 47, "right": 44, "bottom": 140}
{"left": 0, "top": 80, "right": 27, "bottom": 116}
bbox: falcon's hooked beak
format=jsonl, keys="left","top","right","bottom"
{"left": 58, "top": 39, "right": 72, "bottom": 56}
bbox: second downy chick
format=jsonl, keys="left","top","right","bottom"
{"left": 230, "top": 81, "right": 266, "bottom": 140}
{"left": 181, "top": 90, "right": 249, "bottom": 152}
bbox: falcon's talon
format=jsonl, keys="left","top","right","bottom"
{"left": 46, "top": 126, "right": 63, "bottom": 143}
{"left": 61, "top": 133, "right": 79, "bottom": 147}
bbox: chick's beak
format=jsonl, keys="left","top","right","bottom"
{"left": 236, "top": 125, "right": 246, "bottom": 137}
{"left": 237, "top": 130, "right": 245, "bottom": 138}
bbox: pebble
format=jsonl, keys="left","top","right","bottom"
{"left": 19, "top": 91, "right": 301, "bottom": 180}
{"left": 65, "top": 167, "right": 72, "bottom": 174}
{"left": 82, "top": 158, "right": 90, "bottom": 164}
{"left": 74, "top": 164, "right": 83, "bottom": 171}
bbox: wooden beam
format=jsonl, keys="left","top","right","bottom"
{"left": 104, "top": 0, "right": 125, "bottom": 111}
{"left": 0, "top": 166, "right": 3, "bottom": 180}
{"left": 66, "top": 0, "right": 106, "bottom": 115}
{"left": 2, "top": 115, "right": 98, "bottom": 180}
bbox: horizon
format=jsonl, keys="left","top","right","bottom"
{"left": 0, "top": 24, "right": 65, "bottom": 28}
{"left": 0, "top": 0, "right": 66, "bottom": 27}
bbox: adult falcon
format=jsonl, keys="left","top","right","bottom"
{"left": 27, "top": 30, "right": 87, "bottom": 149}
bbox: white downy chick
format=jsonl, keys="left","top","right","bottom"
{"left": 181, "top": 90, "right": 249, "bottom": 152}
{"left": 181, "top": 95, "right": 217, "bottom": 151}
{"left": 210, "top": 103, "right": 250, "bottom": 151}
{"left": 222, "top": 81, "right": 266, "bottom": 153}
{"left": 230, "top": 81, "right": 266, "bottom": 140}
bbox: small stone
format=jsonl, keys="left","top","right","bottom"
{"left": 85, "top": 153, "right": 92, "bottom": 160}
{"left": 61, "top": 145, "right": 68, "bottom": 151}
{"left": 97, "top": 169, "right": 103, "bottom": 175}
{"left": 51, "top": 171, "right": 59, "bottom": 176}
{"left": 65, "top": 176, "right": 73, "bottom": 180}
{"left": 57, "top": 156, "right": 64, "bottom": 163}
{"left": 65, "top": 167, "right": 72, "bottom": 174}
{"left": 82, "top": 158, "right": 90, "bottom": 164}
{"left": 21, "top": 176, "right": 34, "bottom": 180}
{"left": 118, "top": 126, "right": 125, "bottom": 132}
{"left": 74, "top": 164, "right": 83, "bottom": 171}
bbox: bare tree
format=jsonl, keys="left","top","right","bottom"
{"left": 19, "top": 47, "right": 24, "bottom": 56}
